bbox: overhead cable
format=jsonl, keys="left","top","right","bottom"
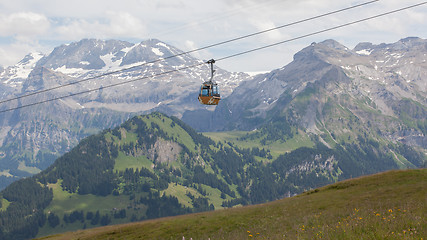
{"left": 217, "top": 1, "right": 427, "bottom": 61}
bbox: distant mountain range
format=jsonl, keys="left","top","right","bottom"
{"left": 0, "top": 39, "right": 249, "bottom": 189}
{"left": 0, "top": 37, "right": 425, "bottom": 192}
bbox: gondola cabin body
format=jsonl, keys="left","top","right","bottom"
{"left": 198, "top": 81, "right": 220, "bottom": 105}
{"left": 198, "top": 59, "right": 220, "bottom": 105}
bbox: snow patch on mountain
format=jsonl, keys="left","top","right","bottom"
{"left": 356, "top": 49, "right": 373, "bottom": 55}
{"left": 99, "top": 52, "right": 126, "bottom": 72}
{"left": 152, "top": 48, "right": 164, "bottom": 56}
{"left": 53, "top": 65, "right": 90, "bottom": 76}
{"left": 156, "top": 42, "right": 168, "bottom": 48}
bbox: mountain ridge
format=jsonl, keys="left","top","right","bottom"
{"left": 183, "top": 37, "right": 426, "bottom": 150}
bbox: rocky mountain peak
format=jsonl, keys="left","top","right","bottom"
{"left": 318, "top": 39, "right": 348, "bottom": 51}
{"left": 395, "top": 37, "right": 425, "bottom": 49}
{"left": 353, "top": 42, "right": 374, "bottom": 53}
{"left": 293, "top": 39, "right": 352, "bottom": 63}
{"left": 354, "top": 37, "right": 427, "bottom": 55}
{"left": 143, "top": 38, "right": 163, "bottom": 45}
{"left": 18, "top": 52, "right": 45, "bottom": 66}
{"left": 35, "top": 39, "right": 134, "bottom": 72}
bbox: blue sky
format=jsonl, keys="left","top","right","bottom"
{"left": 0, "top": 0, "right": 426, "bottom": 72}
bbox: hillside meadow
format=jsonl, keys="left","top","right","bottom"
{"left": 39, "top": 169, "right": 426, "bottom": 239}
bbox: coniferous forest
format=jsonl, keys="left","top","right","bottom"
{"left": 0, "top": 112, "right": 424, "bottom": 240}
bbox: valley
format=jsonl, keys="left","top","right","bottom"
{"left": 0, "top": 111, "right": 424, "bottom": 239}
{"left": 0, "top": 37, "right": 425, "bottom": 240}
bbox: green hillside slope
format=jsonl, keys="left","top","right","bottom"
{"left": 39, "top": 169, "right": 426, "bottom": 239}
{"left": 0, "top": 112, "right": 424, "bottom": 240}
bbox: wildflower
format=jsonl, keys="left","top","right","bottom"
{"left": 247, "top": 231, "right": 251, "bottom": 233}
{"left": 249, "top": 234, "right": 253, "bottom": 237}
{"left": 388, "top": 209, "right": 393, "bottom": 213}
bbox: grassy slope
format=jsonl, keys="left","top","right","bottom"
{"left": 39, "top": 169, "right": 426, "bottom": 240}
{"left": 37, "top": 180, "right": 146, "bottom": 237}
{"left": 203, "top": 129, "right": 314, "bottom": 159}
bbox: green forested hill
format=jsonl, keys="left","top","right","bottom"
{"left": 40, "top": 169, "right": 427, "bottom": 240}
{"left": 0, "top": 112, "right": 424, "bottom": 239}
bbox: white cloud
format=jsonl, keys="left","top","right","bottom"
{"left": 106, "top": 11, "right": 147, "bottom": 37}
{"left": 0, "top": 12, "right": 50, "bottom": 40}
{"left": 0, "top": 12, "right": 50, "bottom": 66}
{"left": 54, "top": 12, "right": 147, "bottom": 40}
{"left": 249, "top": 20, "right": 284, "bottom": 42}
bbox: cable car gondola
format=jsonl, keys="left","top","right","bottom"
{"left": 198, "top": 59, "right": 220, "bottom": 105}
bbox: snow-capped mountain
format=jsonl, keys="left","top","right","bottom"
{"left": 0, "top": 52, "right": 45, "bottom": 91}
{"left": 0, "top": 38, "right": 250, "bottom": 189}
{"left": 9, "top": 39, "right": 248, "bottom": 104}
